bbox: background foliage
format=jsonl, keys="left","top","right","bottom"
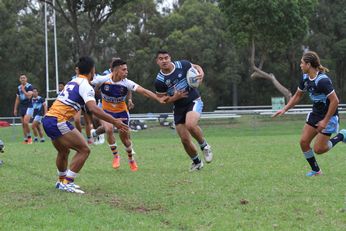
{"left": 1, "top": 0, "right": 345, "bottom": 116}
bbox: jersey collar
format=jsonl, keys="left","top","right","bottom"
{"left": 160, "top": 62, "right": 176, "bottom": 76}
{"left": 78, "top": 74, "right": 89, "bottom": 79}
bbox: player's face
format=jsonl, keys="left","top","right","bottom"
{"left": 19, "top": 75, "right": 27, "bottom": 85}
{"left": 300, "top": 59, "right": 310, "bottom": 74}
{"left": 58, "top": 84, "right": 64, "bottom": 91}
{"left": 32, "top": 89, "right": 38, "bottom": 97}
{"left": 75, "top": 67, "right": 79, "bottom": 75}
{"left": 156, "top": 54, "right": 171, "bottom": 70}
{"left": 113, "top": 64, "right": 128, "bottom": 79}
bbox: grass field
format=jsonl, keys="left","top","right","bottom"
{"left": 0, "top": 115, "right": 345, "bottom": 230}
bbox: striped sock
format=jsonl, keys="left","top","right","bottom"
{"left": 57, "top": 170, "right": 67, "bottom": 182}
{"left": 109, "top": 143, "right": 119, "bottom": 158}
{"left": 63, "top": 169, "right": 77, "bottom": 184}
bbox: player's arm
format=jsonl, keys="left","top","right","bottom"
{"left": 86, "top": 101, "right": 128, "bottom": 133}
{"left": 135, "top": 86, "right": 167, "bottom": 104}
{"left": 192, "top": 64, "right": 205, "bottom": 82}
{"left": 43, "top": 101, "right": 48, "bottom": 115}
{"left": 159, "top": 90, "right": 188, "bottom": 103}
{"left": 14, "top": 95, "right": 19, "bottom": 116}
{"left": 272, "top": 89, "right": 303, "bottom": 117}
{"left": 21, "top": 85, "right": 33, "bottom": 99}
{"left": 126, "top": 91, "right": 135, "bottom": 109}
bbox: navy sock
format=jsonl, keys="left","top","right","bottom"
{"left": 329, "top": 133, "right": 344, "bottom": 147}
{"left": 191, "top": 155, "right": 201, "bottom": 164}
{"left": 304, "top": 149, "right": 320, "bottom": 172}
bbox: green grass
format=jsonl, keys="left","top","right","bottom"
{"left": 0, "top": 115, "right": 345, "bottom": 230}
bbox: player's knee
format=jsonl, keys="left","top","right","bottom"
{"left": 81, "top": 146, "right": 91, "bottom": 155}
{"left": 299, "top": 139, "right": 310, "bottom": 149}
{"left": 313, "top": 146, "right": 327, "bottom": 155}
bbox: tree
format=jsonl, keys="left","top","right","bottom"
{"left": 220, "top": 0, "right": 317, "bottom": 102}
{"left": 39, "top": 0, "right": 132, "bottom": 57}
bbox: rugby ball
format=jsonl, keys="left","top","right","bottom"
{"left": 186, "top": 67, "right": 200, "bottom": 88}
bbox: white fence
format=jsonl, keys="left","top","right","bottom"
{"left": 1, "top": 104, "right": 346, "bottom": 125}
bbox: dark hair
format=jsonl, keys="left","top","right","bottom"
{"left": 77, "top": 56, "right": 95, "bottom": 75}
{"left": 302, "top": 51, "right": 329, "bottom": 73}
{"left": 32, "top": 87, "right": 38, "bottom": 91}
{"left": 156, "top": 50, "right": 170, "bottom": 58}
{"left": 58, "top": 81, "right": 65, "bottom": 85}
{"left": 111, "top": 59, "right": 127, "bottom": 69}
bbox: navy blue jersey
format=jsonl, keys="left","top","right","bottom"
{"left": 155, "top": 60, "right": 200, "bottom": 107}
{"left": 298, "top": 72, "right": 337, "bottom": 116}
{"left": 32, "top": 96, "right": 45, "bottom": 116}
{"left": 17, "top": 83, "right": 33, "bottom": 107}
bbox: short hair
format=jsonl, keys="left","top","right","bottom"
{"left": 58, "top": 81, "right": 65, "bottom": 85}
{"left": 156, "top": 50, "right": 170, "bottom": 58}
{"left": 77, "top": 56, "right": 95, "bottom": 75}
{"left": 111, "top": 59, "right": 127, "bottom": 69}
{"left": 32, "top": 87, "right": 38, "bottom": 91}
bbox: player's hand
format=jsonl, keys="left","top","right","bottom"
{"left": 113, "top": 118, "right": 129, "bottom": 133}
{"left": 195, "top": 73, "right": 204, "bottom": 83}
{"left": 271, "top": 109, "right": 286, "bottom": 118}
{"left": 128, "top": 99, "right": 135, "bottom": 110}
{"left": 13, "top": 109, "right": 17, "bottom": 116}
{"left": 21, "top": 85, "right": 26, "bottom": 92}
{"left": 316, "top": 119, "right": 327, "bottom": 133}
{"left": 173, "top": 89, "right": 188, "bottom": 100}
{"left": 158, "top": 96, "right": 169, "bottom": 104}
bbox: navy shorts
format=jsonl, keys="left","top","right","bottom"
{"left": 173, "top": 98, "right": 203, "bottom": 125}
{"left": 19, "top": 106, "right": 33, "bottom": 117}
{"left": 42, "top": 116, "right": 75, "bottom": 140}
{"left": 104, "top": 110, "right": 129, "bottom": 125}
{"left": 306, "top": 112, "right": 339, "bottom": 136}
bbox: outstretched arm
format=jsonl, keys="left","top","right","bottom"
{"left": 272, "top": 90, "right": 303, "bottom": 117}
{"left": 135, "top": 86, "right": 167, "bottom": 104}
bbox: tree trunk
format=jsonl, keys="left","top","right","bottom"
{"left": 250, "top": 39, "right": 292, "bottom": 102}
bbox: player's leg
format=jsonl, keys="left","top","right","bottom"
{"left": 42, "top": 116, "right": 87, "bottom": 193}
{"left": 23, "top": 108, "right": 33, "bottom": 144}
{"left": 185, "top": 98, "right": 213, "bottom": 163}
{"left": 119, "top": 130, "right": 137, "bottom": 171}
{"left": 175, "top": 123, "right": 203, "bottom": 171}
{"left": 52, "top": 130, "right": 89, "bottom": 193}
{"left": 102, "top": 119, "right": 119, "bottom": 168}
{"left": 36, "top": 120, "right": 45, "bottom": 142}
{"left": 31, "top": 120, "right": 39, "bottom": 142}
{"left": 300, "top": 122, "right": 320, "bottom": 176}
{"left": 117, "top": 111, "right": 137, "bottom": 171}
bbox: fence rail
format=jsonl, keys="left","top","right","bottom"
{"left": 1, "top": 104, "right": 345, "bottom": 125}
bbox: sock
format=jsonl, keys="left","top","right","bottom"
{"left": 57, "top": 170, "right": 67, "bottom": 182}
{"left": 125, "top": 144, "right": 134, "bottom": 160}
{"left": 24, "top": 137, "right": 28, "bottom": 142}
{"left": 199, "top": 139, "right": 207, "bottom": 150}
{"left": 191, "top": 154, "right": 201, "bottom": 165}
{"left": 92, "top": 130, "right": 97, "bottom": 137}
{"left": 27, "top": 133, "right": 31, "bottom": 139}
{"left": 63, "top": 169, "right": 77, "bottom": 184}
{"left": 329, "top": 133, "right": 344, "bottom": 147}
{"left": 109, "top": 143, "right": 119, "bottom": 158}
{"left": 303, "top": 149, "right": 320, "bottom": 172}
